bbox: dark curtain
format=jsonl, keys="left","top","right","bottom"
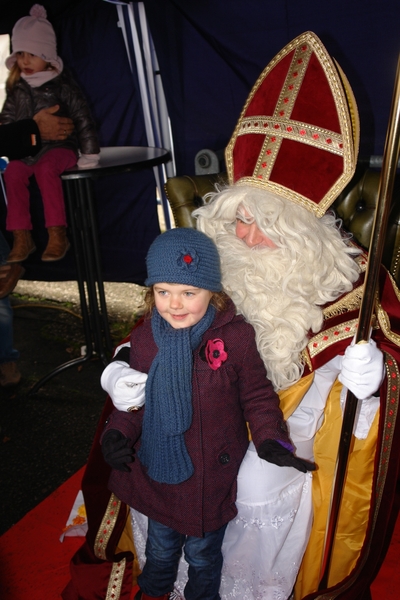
{"left": 143, "top": 0, "right": 399, "bottom": 173}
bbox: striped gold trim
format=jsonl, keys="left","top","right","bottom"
{"left": 307, "top": 318, "right": 358, "bottom": 359}
{"left": 376, "top": 298, "right": 400, "bottom": 348}
{"left": 322, "top": 285, "right": 364, "bottom": 320}
{"left": 376, "top": 353, "right": 400, "bottom": 498}
{"left": 94, "top": 493, "right": 122, "bottom": 560}
{"left": 355, "top": 251, "right": 368, "bottom": 272}
{"left": 301, "top": 347, "right": 313, "bottom": 372}
{"left": 105, "top": 558, "right": 126, "bottom": 600}
{"left": 388, "top": 269, "right": 400, "bottom": 303}
{"left": 236, "top": 117, "right": 345, "bottom": 155}
{"left": 375, "top": 271, "right": 400, "bottom": 348}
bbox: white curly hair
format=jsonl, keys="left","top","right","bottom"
{"left": 194, "top": 185, "right": 361, "bottom": 391}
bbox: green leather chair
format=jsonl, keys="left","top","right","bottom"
{"left": 164, "top": 167, "right": 400, "bottom": 286}
{"left": 165, "top": 173, "right": 228, "bottom": 229}
{"left": 334, "top": 166, "right": 400, "bottom": 285}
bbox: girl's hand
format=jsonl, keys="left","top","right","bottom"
{"left": 101, "top": 430, "right": 135, "bottom": 472}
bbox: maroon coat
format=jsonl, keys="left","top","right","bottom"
{"left": 102, "top": 299, "right": 290, "bottom": 537}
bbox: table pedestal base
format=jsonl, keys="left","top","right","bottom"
{"left": 29, "top": 177, "right": 112, "bottom": 395}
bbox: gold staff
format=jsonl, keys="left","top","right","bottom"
{"left": 319, "top": 53, "right": 400, "bottom": 590}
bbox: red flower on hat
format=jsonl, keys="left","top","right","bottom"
{"left": 205, "top": 339, "right": 228, "bottom": 371}
{"left": 177, "top": 248, "right": 199, "bottom": 272}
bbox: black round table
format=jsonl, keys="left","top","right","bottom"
{"left": 61, "top": 146, "right": 171, "bottom": 179}
{"left": 29, "top": 146, "right": 171, "bottom": 395}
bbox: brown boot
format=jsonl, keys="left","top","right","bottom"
{"left": 0, "top": 263, "right": 25, "bottom": 298}
{"left": 7, "top": 230, "right": 36, "bottom": 263}
{"left": 0, "top": 362, "right": 22, "bottom": 387}
{"left": 41, "top": 226, "right": 70, "bottom": 261}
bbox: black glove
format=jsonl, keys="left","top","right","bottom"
{"left": 102, "top": 429, "right": 135, "bottom": 472}
{"left": 257, "top": 439, "right": 316, "bottom": 473}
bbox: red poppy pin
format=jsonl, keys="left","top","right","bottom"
{"left": 202, "top": 338, "right": 228, "bottom": 370}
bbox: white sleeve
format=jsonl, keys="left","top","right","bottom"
{"left": 100, "top": 360, "right": 147, "bottom": 412}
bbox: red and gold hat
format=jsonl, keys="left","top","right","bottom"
{"left": 225, "top": 31, "right": 359, "bottom": 217}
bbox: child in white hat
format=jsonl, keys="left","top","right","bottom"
{"left": 1, "top": 4, "right": 100, "bottom": 262}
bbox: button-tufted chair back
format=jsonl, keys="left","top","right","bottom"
{"left": 333, "top": 166, "right": 400, "bottom": 285}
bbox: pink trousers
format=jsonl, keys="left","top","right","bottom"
{"left": 4, "top": 148, "right": 77, "bottom": 230}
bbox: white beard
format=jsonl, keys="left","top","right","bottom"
{"left": 195, "top": 185, "right": 360, "bottom": 391}
{"left": 217, "top": 232, "right": 323, "bottom": 390}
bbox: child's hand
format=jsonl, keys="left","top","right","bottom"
{"left": 77, "top": 153, "right": 100, "bottom": 168}
{"left": 257, "top": 439, "right": 316, "bottom": 473}
{"left": 101, "top": 429, "right": 135, "bottom": 472}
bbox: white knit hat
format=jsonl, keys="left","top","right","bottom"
{"left": 5, "top": 4, "right": 63, "bottom": 73}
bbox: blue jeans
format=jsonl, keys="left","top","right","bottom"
{"left": 0, "top": 230, "right": 9, "bottom": 264}
{"left": 0, "top": 231, "right": 19, "bottom": 364}
{"left": 138, "top": 519, "right": 228, "bottom": 600}
{"left": 0, "top": 296, "right": 19, "bottom": 364}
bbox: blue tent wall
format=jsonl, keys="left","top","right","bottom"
{"left": 143, "top": 0, "right": 399, "bottom": 174}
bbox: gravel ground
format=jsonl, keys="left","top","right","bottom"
{"left": 1, "top": 278, "right": 148, "bottom": 535}
{"left": 13, "top": 279, "right": 146, "bottom": 323}
{"left": 11, "top": 202, "right": 168, "bottom": 322}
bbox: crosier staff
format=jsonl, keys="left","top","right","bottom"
{"left": 319, "top": 54, "right": 400, "bottom": 591}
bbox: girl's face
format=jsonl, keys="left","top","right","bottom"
{"left": 16, "top": 51, "right": 48, "bottom": 75}
{"left": 153, "top": 283, "right": 212, "bottom": 329}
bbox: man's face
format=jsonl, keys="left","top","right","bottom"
{"left": 235, "top": 208, "right": 277, "bottom": 248}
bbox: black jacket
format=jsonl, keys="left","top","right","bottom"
{"left": 0, "top": 69, "right": 100, "bottom": 164}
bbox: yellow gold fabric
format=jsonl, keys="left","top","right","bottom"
{"left": 278, "top": 372, "right": 315, "bottom": 419}
{"left": 246, "top": 374, "right": 314, "bottom": 442}
{"left": 294, "top": 379, "right": 379, "bottom": 598}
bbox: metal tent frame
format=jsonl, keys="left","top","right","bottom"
{"left": 104, "top": 0, "right": 176, "bottom": 229}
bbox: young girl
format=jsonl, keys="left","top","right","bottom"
{"left": 0, "top": 4, "right": 100, "bottom": 263}
{"left": 101, "top": 227, "right": 314, "bottom": 600}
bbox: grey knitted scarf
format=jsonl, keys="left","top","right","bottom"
{"left": 138, "top": 304, "right": 216, "bottom": 484}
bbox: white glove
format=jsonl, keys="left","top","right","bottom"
{"left": 112, "top": 341, "right": 131, "bottom": 356}
{"left": 101, "top": 361, "right": 147, "bottom": 411}
{"left": 338, "top": 337, "right": 385, "bottom": 400}
{"left": 77, "top": 153, "right": 100, "bottom": 168}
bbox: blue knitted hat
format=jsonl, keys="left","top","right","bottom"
{"left": 145, "top": 228, "right": 222, "bottom": 291}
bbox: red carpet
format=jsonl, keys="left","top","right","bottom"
{"left": 0, "top": 467, "right": 85, "bottom": 599}
{"left": 0, "top": 466, "right": 398, "bottom": 599}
